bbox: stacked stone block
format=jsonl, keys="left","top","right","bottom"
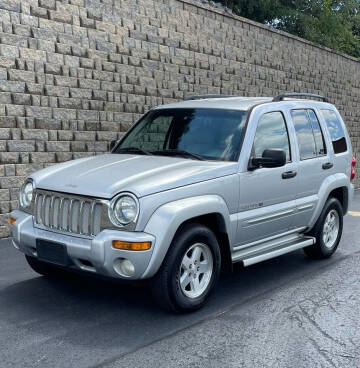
{"left": 0, "top": 0, "right": 358, "bottom": 237}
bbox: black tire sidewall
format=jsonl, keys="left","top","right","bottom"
{"left": 312, "top": 198, "right": 343, "bottom": 257}
{"left": 166, "top": 224, "right": 221, "bottom": 312}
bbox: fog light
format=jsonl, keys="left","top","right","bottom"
{"left": 114, "top": 258, "right": 135, "bottom": 277}
{"left": 112, "top": 240, "right": 151, "bottom": 251}
{"left": 9, "top": 217, "right": 16, "bottom": 226}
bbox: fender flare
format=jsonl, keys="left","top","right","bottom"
{"left": 141, "top": 195, "right": 233, "bottom": 279}
{"left": 309, "top": 173, "right": 350, "bottom": 228}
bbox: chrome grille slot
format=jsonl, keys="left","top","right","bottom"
{"left": 44, "top": 196, "right": 51, "bottom": 226}
{"left": 70, "top": 200, "right": 78, "bottom": 233}
{"left": 62, "top": 199, "right": 69, "bottom": 231}
{"left": 34, "top": 190, "right": 104, "bottom": 237}
{"left": 52, "top": 197, "right": 61, "bottom": 228}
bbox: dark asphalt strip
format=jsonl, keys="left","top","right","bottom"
{"left": 91, "top": 248, "right": 360, "bottom": 368}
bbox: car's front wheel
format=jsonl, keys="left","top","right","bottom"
{"left": 151, "top": 223, "right": 221, "bottom": 313}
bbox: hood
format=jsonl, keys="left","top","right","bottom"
{"left": 31, "top": 154, "right": 238, "bottom": 199}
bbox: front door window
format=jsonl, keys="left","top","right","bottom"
{"left": 252, "top": 111, "right": 291, "bottom": 162}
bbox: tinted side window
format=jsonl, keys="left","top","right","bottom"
{"left": 253, "top": 112, "right": 291, "bottom": 162}
{"left": 321, "top": 109, "right": 347, "bottom": 154}
{"left": 291, "top": 109, "right": 316, "bottom": 160}
{"left": 308, "top": 110, "right": 326, "bottom": 156}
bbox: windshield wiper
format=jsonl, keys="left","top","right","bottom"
{"left": 153, "top": 149, "right": 205, "bottom": 161}
{"left": 116, "top": 147, "right": 151, "bottom": 155}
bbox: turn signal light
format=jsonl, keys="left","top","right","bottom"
{"left": 112, "top": 241, "right": 152, "bottom": 251}
{"left": 9, "top": 217, "right": 16, "bottom": 226}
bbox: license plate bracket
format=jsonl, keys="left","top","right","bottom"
{"left": 36, "top": 239, "right": 69, "bottom": 267}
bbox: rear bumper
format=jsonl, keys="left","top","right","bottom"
{"left": 10, "top": 210, "right": 155, "bottom": 280}
{"left": 347, "top": 183, "right": 355, "bottom": 214}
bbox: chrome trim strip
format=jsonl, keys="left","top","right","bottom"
{"left": 41, "top": 194, "right": 46, "bottom": 226}
{"left": 68, "top": 199, "right": 73, "bottom": 233}
{"left": 246, "top": 208, "right": 296, "bottom": 226}
{"left": 90, "top": 202, "right": 96, "bottom": 236}
{"left": 84, "top": 201, "right": 91, "bottom": 235}
{"left": 49, "top": 196, "right": 55, "bottom": 228}
{"left": 59, "top": 197, "right": 64, "bottom": 231}
{"left": 34, "top": 193, "right": 40, "bottom": 224}
{"left": 78, "top": 201, "right": 84, "bottom": 234}
{"left": 297, "top": 203, "right": 315, "bottom": 212}
{"left": 54, "top": 197, "right": 60, "bottom": 229}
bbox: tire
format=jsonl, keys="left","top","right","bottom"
{"left": 151, "top": 223, "right": 221, "bottom": 313}
{"left": 25, "top": 255, "right": 67, "bottom": 278}
{"left": 304, "top": 197, "right": 343, "bottom": 259}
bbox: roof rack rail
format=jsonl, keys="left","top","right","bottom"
{"left": 185, "top": 94, "right": 234, "bottom": 101}
{"left": 273, "top": 93, "right": 329, "bottom": 103}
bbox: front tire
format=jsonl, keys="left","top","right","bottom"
{"left": 151, "top": 223, "right": 221, "bottom": 313}
{"left": 304, "top": 197, "right": 343, "bottom": 259}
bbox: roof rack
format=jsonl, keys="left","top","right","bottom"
{"left": 273, "top": 93, "right": 328, "bottom": 103}
{"left": 185, "top": 94, "right": 234, "bottom": 101}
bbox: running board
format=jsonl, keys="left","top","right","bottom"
{"left": 232, "top": 236, "right": 315, "bottom": 267}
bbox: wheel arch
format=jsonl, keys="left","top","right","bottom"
{"left": 309, "top": 174, "right": 351, "bottom": 229}
{"left": 141, "top": 195, "right": 235, "bottom": 278}
{"left": 327, "top": 186, "right": 348, "bottom": 214}
{"left": 176, "top": 213, "right": 233, "bottom": 273}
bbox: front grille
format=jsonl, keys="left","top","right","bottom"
{"left": 34, "top": 190, "right": 103, "bottom": 237}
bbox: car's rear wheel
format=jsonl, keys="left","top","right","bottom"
{"left": 151, "top": 223, "right": 221, "bottom": 313}
{"left": 304, "top": 197, "right": 343, "bottom": 259}
{"left": 25, "top": 255, "right": 67, "bottom": 278}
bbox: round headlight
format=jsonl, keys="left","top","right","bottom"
{"left": 20, "top": 181, "right": 34, "bottom": 208}
{"left": 111, "top": 194, "right": 138, "bottom": 226}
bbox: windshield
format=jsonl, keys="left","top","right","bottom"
{"left": 114, "top": 108, "right": 248, "bottom": 161}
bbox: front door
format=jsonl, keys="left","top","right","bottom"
{"left": 236, "top": 110, "right": 298, "bottom": 247}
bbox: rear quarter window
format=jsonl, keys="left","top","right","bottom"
{"left": 321, "top": 109, "right": 347, "bottom": 154}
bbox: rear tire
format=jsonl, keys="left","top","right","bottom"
{"left": 151, "top": 223, "right": 221, "bottom": 313}
{"left": 25, "top": 255, "right": 67, "bottom": 278}
{"left": 304, "top": 197, "right": 343, "bottom": 259}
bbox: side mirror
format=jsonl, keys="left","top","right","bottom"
{"left": 110, "top": 140, "right": 119, "bottom": 151}
{"left": 248, "top": 149, "right": 286, "bottom": 170}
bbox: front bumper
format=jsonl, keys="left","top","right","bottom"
{"left": 10, "top": 210, "right": 155, "bottom": 280}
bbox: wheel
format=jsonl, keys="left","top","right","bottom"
{"left": 25, "top": 255, "right": 67, "bottom": 278}
{"left": 151, "top": 223, "right": 221, "bottom": 313}
{"left": 304, "top": 197, "right": 343, "bottom": 259}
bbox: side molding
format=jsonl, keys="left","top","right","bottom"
{"left": 141, "top": 195, "right": 233, "bottom": 279}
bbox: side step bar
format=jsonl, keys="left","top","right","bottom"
{"left": 232, "top": 236, "right": 315, "bottom": 267}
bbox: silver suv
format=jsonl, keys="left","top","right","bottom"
{"left": 10, "top": 93, "right": 356, "bottom": 312}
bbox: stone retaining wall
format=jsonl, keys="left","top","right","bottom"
{"left": 0, "top": 0, "right": 359, "bottom": 237}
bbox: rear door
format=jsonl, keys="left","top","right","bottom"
{"left": 320, "top": 108, "right": 351, "bottom": 176}
{"left": 236, "top": 108, "right": 299, "bottom": 247}
{"left": 290, "top": 108, "right": 331, "bottom": 228}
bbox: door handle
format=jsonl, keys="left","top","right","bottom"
{"left": 322, "top": 162, "right": 333, "bottom": 170}
{"left": 282, "top": 171, "right": 297, "bottom": 179}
